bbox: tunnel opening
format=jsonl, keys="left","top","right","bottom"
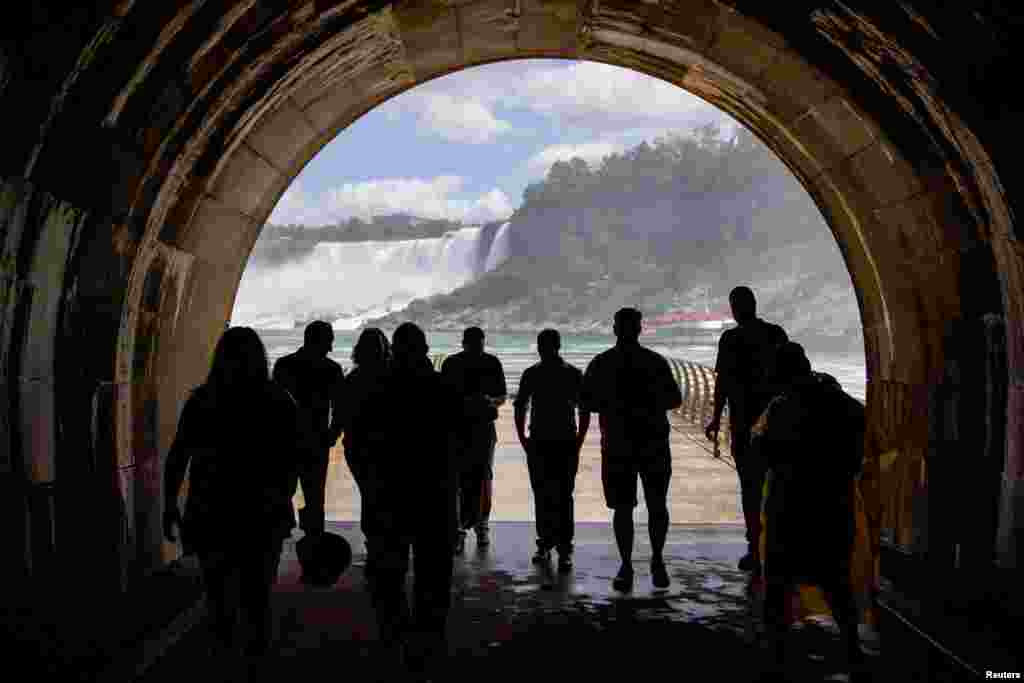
{"left": 2, "top": 2, "right": 1022, "bottom": 680}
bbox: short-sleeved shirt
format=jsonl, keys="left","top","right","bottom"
{"left": 581, "top": 342, "right": 683, "bottom": 444}
{"left": 514, "top": 358, "right": 583, "bottom": 440}
{"left": 713, "top": 318, "right": 788, "bottom": 430}
{"left": 272, "top": 349, "right": 346, "bottom": 442}
{"left": 440, "top": 350, "right": 507, "bottom": 426}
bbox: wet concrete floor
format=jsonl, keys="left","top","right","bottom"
{"left": 142, "top": 521, "right": 881, "bottom": 683}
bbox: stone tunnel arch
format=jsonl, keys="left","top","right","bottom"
{"left": 1, "top": 1, "right": 1020, "bottom": 607}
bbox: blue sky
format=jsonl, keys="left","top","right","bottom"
{"left": 270, "top": 59, "right": 740, "bottom": 226}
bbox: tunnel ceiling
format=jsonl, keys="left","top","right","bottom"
{"left": 1, "top": 0, "right": 1022, "bottom": 586}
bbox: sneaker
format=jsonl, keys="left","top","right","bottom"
{"left": 557, "top": 553, "right": 573, "bottom": 573}
{"left": 738, "top": 552, "right": 760, "bottom": 572}
{"left": 612, "top": 565, "right": 634, "bottom": 592}
{"left": 532, "top": 548, "right": 551, "bottom": 564}
{"left": 651, "top": 559, "right": 670, "bottom": 589}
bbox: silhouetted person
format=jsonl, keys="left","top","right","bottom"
{"left": 750, "top": 342, "right": 866, "bottom": 682}
{"left": 514, "top": 329, "right": 590, "bottom": 572}
{"left": 361, "top": 322, "right": 457, "bottom": 679}
{"left": 272, "top": 320, "right": 345, "bottom": 544}
{"left": 341, "top": 327, "right": 391, "bottom": 582}
{"left": 581, "top": 308, "right": 683, "bottom": 591}
{"left": 163, "top": 327, "right": 312, "bottom": 665}
{"left": 441, "top": 326, "right": 507, "bottom": 552}
{"left": 705, "top": 286, "right": 787, "bottom": 574}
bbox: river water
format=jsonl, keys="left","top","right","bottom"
{"left": 256, "top": 329, "right": 866, "bottom": 401}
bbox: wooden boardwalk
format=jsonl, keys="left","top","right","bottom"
{"left": 308, "top": 405, "right": 743, "bottom": 524}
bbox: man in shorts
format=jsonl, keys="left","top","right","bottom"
{"left": 581, "top": 308, "right": 683, "bottom": 591}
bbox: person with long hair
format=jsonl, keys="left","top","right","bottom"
{"left": 163, "top": 326, "right": 313, "bottom": 667}
{"left": 341, "top": 327, "right": 392, "bottom": 581}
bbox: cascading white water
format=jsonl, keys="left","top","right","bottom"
{"left": 231, "top": 225, "right": 510, "bottom": 330}
{"left": 483, "top": 221, "right": 511, "bottom": 272}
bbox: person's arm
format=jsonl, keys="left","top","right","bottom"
{"left": 658, "top": 355, "right": 683, "bottom": 412}
{"left": 489, "top": 357, "right": 508, "bottom": 407}
{"left": 163, "top": 394, "right": 200, "bottom": 542}
{"left": 513, "top": 369, "right": 531, "bottom": 452}
{"left": 574, "top": 367, "right": 590, "bottom": 453}
{"left": 706, "top": 333, "right": 733, "bottom": 440}
{"left": 325, "top": 365, "right": 346, "bottom": 449}
{"left": 272, "top": 358, "right": 297, "bottom": 402}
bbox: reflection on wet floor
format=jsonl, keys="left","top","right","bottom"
{"left": 143, "top": 521, "right": 879, "bottom": 683}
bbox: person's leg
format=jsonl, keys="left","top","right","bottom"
{"left": 822, "top": 572, "right": 865, "bottom": 677}
{"left": 557, "top": 441, "right": 580, "bottom": 565}
{"left": 199, "top": 551, "right": 236, "bottom": 654}
{"left": 639, "top": 440, "right": 672, "bottom": 587}
{"left": 762, "top": 577, "right": 790, "bottom": 676}
{"left": 475, "top": 425, "right": 497, "bottom": 543}
{"left": 602, "top": 445, "right": 637, "bottom": 589}
{"left": 527, "top": 444, "right": 554, "bottom": 558}
{"left": 238, "top": 540, "right": 283, "bottom": 658}
{"left": 369, "top": 537, "right": 412, "bottom": 652}
{"left": 639, "top": 440, "right": 671, "bottom": 561}
{"left": 410, "top": 524, "right": 454, "bottom": 676}
{"left": 299, "top": 447, "right": 330, "bottom": 535}
{"left": 732, "top": 426, "right": 762, "bottom": 569}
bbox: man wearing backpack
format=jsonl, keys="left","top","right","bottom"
{"left": 705, "top": 286, "right": 788, "bottom": 575}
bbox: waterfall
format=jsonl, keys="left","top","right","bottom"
{"left": 232, "top": 224, "right": 514, "bottom": 329}
{"left": 483, "top": 221, "right": 511, "bottom": 272}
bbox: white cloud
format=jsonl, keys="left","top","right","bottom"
{"left": 418, "top": 94, "right": 512, "bottom": 144}
{"left": 527, "top": 141, "right": 626, "bottom": 174}
{"left": 269, "top": 177, "right": 513, "bottom": 226}
{"left": 520, "top": 62, "right": 713, "bottom": 123}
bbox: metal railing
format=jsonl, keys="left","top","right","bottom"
{"left": 665, "top": 357, "right": 735, "bottom": 469}
{"left": 429, "top": 352, "right": 733, "bottom": 466}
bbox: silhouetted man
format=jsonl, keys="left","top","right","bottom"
{"left": 441, "top": 327, "right": 506, "bottom": 552}
{"left": 514, "top": 329, "right": 590, "bottom": 572}
{"left": 705, "top": 286, "right": 787, "bottom": 574}
{"left": 581, "top": 308, "right": 683, "bottom": 591}
{"left": 750, "top": 342, "right": 866, "bottom": 681}
{"left": 361, "top": 322, "right": 457, "bottom": 679}
{"left": 272, "top": 321, "right": 345, "bottom": 540}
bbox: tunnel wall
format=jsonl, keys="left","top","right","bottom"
{"left": 0, "top": 1, "right": 1021, "bottom": 621}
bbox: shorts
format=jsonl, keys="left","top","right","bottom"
{"left": 600, "top": 437, "right": 672, "bottom": 510}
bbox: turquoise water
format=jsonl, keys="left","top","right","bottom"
{"left": 256, "top": 329, "right": 867, "bottom": 401}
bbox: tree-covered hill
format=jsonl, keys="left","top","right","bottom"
{"left": 365, "top": 125, "right": 862, "bottom": 350}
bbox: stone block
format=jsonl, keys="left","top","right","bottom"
{"left": 22, "top": 197, "right": 88, "bottom": 382}
{"left": 460, "top": 0, "right": 519, "bottom": 62}
{"left": 838, "top": 139, "right": 923, "bottom": 209}
{"left": 873, "top": 192, "right": 944, "bottom": 260}
{"left": 655, "top": 0, "right": 723, "bottom": 53}
{"left": 295, "top": 80, "right": 360, "bottom": 131}
{"left": 756, "top": 48, "right": 839, "bottom": 125}
{"left": 992, "top": 237, "right": 1024, "bottom": 386}
{"left": 708, "top": 10, "right": 784, "bottom": 81}
{"left": 0, "top": 379, "right": 10, "bottom": 474}
{"left": 516, "top": 0, "right": 580, "bottom": 54}
{"left": 395, "top": 1, "right": 461, "bottom": 76}
{"left": 18, "top": 378, "right": 57, "bottom": 483}
{"left": 207, "top": 144, "right": 283, "bottom": 219}
{"left": 245, "top": 98, "right": 317, "bottom": 172}
{"left": 185, "top": 197, "right": 260, "bottom": 265}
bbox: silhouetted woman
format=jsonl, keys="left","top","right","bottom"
{"left": 341, "top": 327, "right": 392, "bottom": 578}
{"left": 163, "top": 326, "right": 312, "bottom": 663}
